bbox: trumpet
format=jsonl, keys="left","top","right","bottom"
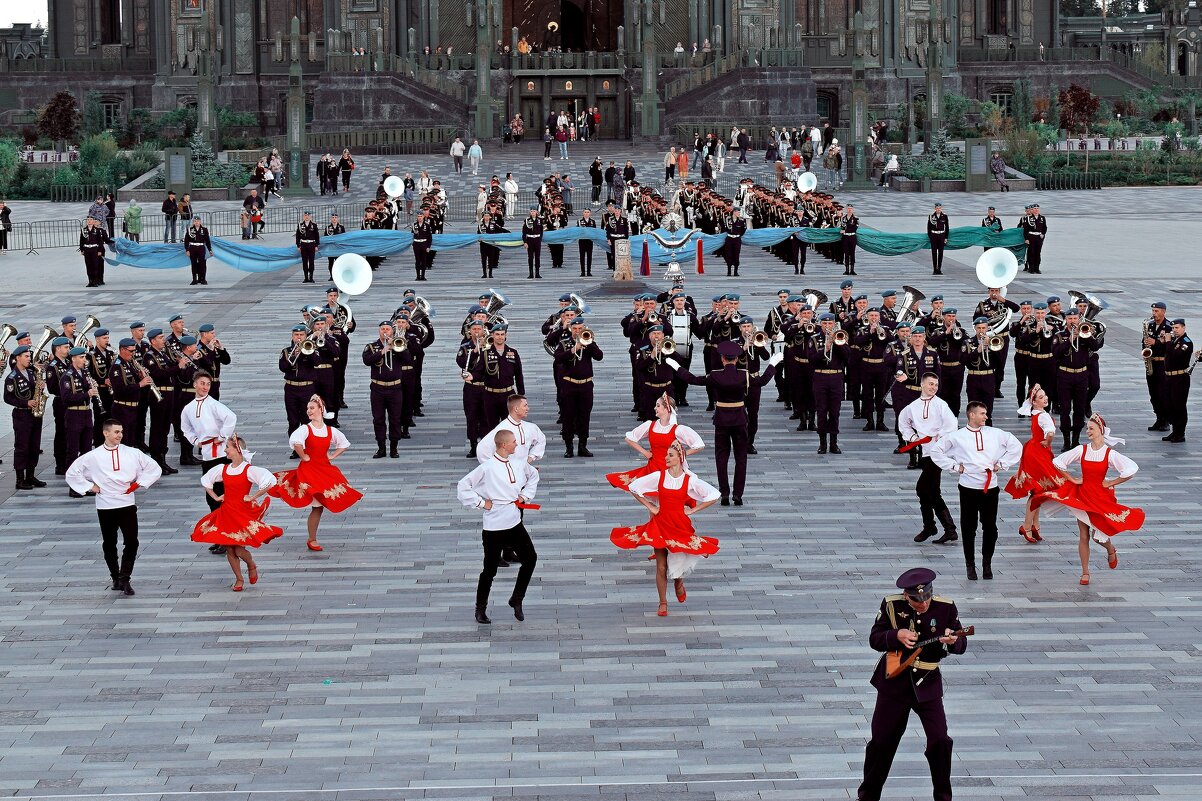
{"left": 646, "top": 312, "right": 660, "bottom": 325}
{"left": 1078, "top": 321, "right": 1095, "bottom": 339}
{"left": 801, "top": 321, "right": 816, "bottom": 334}
{"left": 390, "top": 336, "right": 408, "bottom": 353}
{"left": 299, "top": 339, "right": 317, "bottom": 356}
{"left": 875, "top": 325, "right": 888, "bottom": 341}
{"left": 660, "top": 339, "right": 677, "bottom": 356}
{"left": 988, "top": 335, "right": 1005, "bottom": 352}
{"left": 950, "top": 326, "right": 964, "bottom": 341}
{"left": 578, "top": 329, "right": 595, "bottom": 346}
{"left": 751, "top": 331, "right": 769, "bottom": 348}
{"left": 832, "top": 329, "right": 849, "bottom": 346}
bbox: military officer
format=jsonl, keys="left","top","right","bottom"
{"left": 1144, "top": 301, "right": 1173, "bottom": 431}
{"left": 1161, "top": 317, "right": 1193, "bottom": 443}
{"left": 79, "top": 216, "right": 113, "bottom": 287}
{"left": 324, "top": 213, "right": 347, "bottom": 280}
{"left": 927, "top": 308, "right": 967, "bottom": 416}
{"left": 782, "top": 299, "right": 816, "bottom": 431}
{"left": 142, "top": 329, "right": 180, "bottom": 474}
{"left": 858, "top": 567, "right": 967, "bottom": 801}
{"left": 964, "top": 317, "right": 999, "bottom": 424}
{"left": 603, "top": 201, "right": 629, "bottom": 272}
{"left": 87, "top": 327, "right": 114, "bottom": 444}
{"left": 1018, "top": 202, "right": 1047, "bottom": 273}
{"left": 45, "top": 336, "right": 72, "bottom": 474}
{"left": 841, "top": 204, "right": 859, "bottom": 276}
{"left": 831, "top": 279, "right": 856, "bottom": 323}
{"left": 278, "top": 325, "right": 321, "bottom": 454}
{"left": 556, "top": 317, "right": 603, "bottom": 457}
{"left": 576, "top": 209, "right": 598, "bottom": 277}
{"left": 481, "top": 323, "right": 525, "bottom": 429}
{"left": 61, "top": 346, "right": 99, "bottom": 493}
{"left": 635, "top": 325, "right": 675, "bottom": 421}
{"left": 295, "top": 211, "right": 321, "bottom": 283}
{"left": 183, "top": 216, "right": 213, "bottom": 285}
{"left": 805, "top": 313, "right": 850, "bottom": 454}
{"left": 521, "top": 208, "right": 544, "bottom": 279}
{"left": 477, "top": 211, "right": 505, "bottom": 278}
{"left": 926, "top": 202, "right": 949, "bottom": 275}
{"left": 196, "top": 324, "right": 231, "bottom": 400}
{"left": 734, "top": 317, "right": 771, "bottom": 453}
{"left": 390, "top": 313, "right": 425, "bottom": 433}
{"left": 891, "top": 325, "right": 940, "bottom": 453}
{"left": 854, "top": 308, "right": 894, "bottom": 432}
{"left": 4, "top": 345, "right": 46, "bottom": 490}
{"left": 363, "top": 320, "right": 409, "bottom": 457}
{"left": 723, "top": 208, "right": 746, "bottom": 276}
{"left": 411, "top": 210, "right": 433, "bottom": 281}
{"left": 764, "top": 289, "right": 793, "bottom": 405}
{"left": 1052, "top": 309, "right": 1098, "bottom": 451}
{"left": 980, "top": 205, "right": 1003, "bottom": 250}
{"left": 107, "top": 338, "right": 148, "bottom": 449}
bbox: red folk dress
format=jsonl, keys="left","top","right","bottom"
{"left": 605, "top": 420, "right": 702, "bottom": 491}
{"left": 1005, "top": 411, "right": 1065, "bottom": 499}
{"left": 191, "top": 463, "right": 283, "bottom": 548}
{"left": 1032, "top": 444, "right": 1145, "bottom": 537}
{"left": 610, "top": 470, "right": 720, "bottom": 556}
{"left": 271, "top": 424, "right": 363, "bottom": 513}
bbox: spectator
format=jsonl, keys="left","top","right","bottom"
{"left": 603, "top": 160, "right": 617, "bottom": 201}
{"left": 737, "top": 128, "right": 750, "bottom": 163}
{"left": 715, "top": 139, "right": 727, "bottom": 172}
{"left": 104, "top": 193, "right": 116, "bottom": 237}
{"left": 242, "top": 189, "right": 265, "bottom": 239}
{"left": 561, "top": 174, "right": 574, "bottom": 212}
{"left": 676, "top": 147, "right": 689, "bottom": 180}
{"left": 468, "top": 139, "right": 483, "bottom": 175}
{"left": 691, "top": 133, "right": 703, "bottom": 170}
{"left": 511, "top": 113, "right": 525, "bottom": 143}
{"left": 622, "top": 160, "right": 636, "bottom": 185}
{"left": 589, "top": 157, "right": 604, "bottom": 206}
{"left": 664, "top": 146, "right": 677, "bottom": 181}
{"left": 161, "top": 191, "right": 178, "bottom": 243}
{"left": 262, "top": 165, "right": 278, "bottom": 199}
{"left": 822, "top": 142, "right": 843, "bottom": 190}
{"left": 123, "top": 199, "right": 142, "bottom": 243}
{"left": 269, "top": 150, "right": 284, "bottom": 190}
{"left": 87, "top": 195, "right": 109, "bottom": 228}
{"left": 765, "top": 128, "right": 779, "bottom": 162}
{"left": 178, "top": 193, "right": 193, "bottom": 224}
{"left": 543, "top": 127, "right": 553, "bottom": 160}
{"left": 0, "top": 200, "right": 11, "bottom": 254}
{"left": 801, "top": 133, "right": 815, "bottom": 171}
{"left": 880, "top": 153, "right": 900, "bottom": 190}
{"left": 821, "top": 122, "right": 835, "bottom": 152}
{"left": 239, "top": 209, "right": 251, "bottom": 239}
{"left": 555, "top": 125, "right": 569, "bottom": 160}
{"left": 450, "top": 136, "right": 466, "bottom": 173}
{"left": 990, "top": 151, "right": 1010, "bottom": 191}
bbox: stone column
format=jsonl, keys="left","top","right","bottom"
{"left": 923, "top": 4, "right": 943, "bottom": 152}
{"left": 638, "top": 0, "right": 661, "bottom": 137}
{"left": 845, "top": 11, "right": 875, "bottom": 189}
{"left": 195, "top": 11, "right": 219, "bottom": 153}
{"left": 473, "top": 0, "right": 494, "bottom": 139}
{"left": 285, "top": 17, "right": 308, "bottom": 193}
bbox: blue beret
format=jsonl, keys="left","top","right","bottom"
{"left": 1019, "top": 300, "right": 1033, "bottom": 307}
{"left": 840, "top": 279, "right": 854, "bottom": 289}
{"left": 895, "top": 321, "right": 912, "bottom": 329}
{"left": 560, "top": 305, "right": 579, "bottom": 315}
{"left": 910, "top": 325, "right": 927, "bottom": 334}
{"left": 291, "top": 325, "right": 307, "bottom": 333}
{"left": 786, "top": 295, "right": 803, "bottom": 303}
{"left": 1064, "top": 309, "right": 1080, "bottom": 317}
{"left": 325, "top": 285, "right": 338, "bottom": 293}
{"left": 16, "top": 332, "right": 29, "bottom": 340}
{"left": 717, "top": 340, "right": 741, "bottom": 358}
{"left": 168, "top": 314, "right": 184, "bottom": 323}
{"left": 393, "top": 312, "right": 410, "bottom": 321}
{"left": 467, "top": 320, "right": 484, "bottom": 329}
{"left": 1152, "top": 301, "right": 1167, "bottom": 310}
{"left": 818, "top": 313, "right": 835, "bottom": 322}
{"left": 192, "top": 215, "right": 202, "bottom": 221}
{"left": 777, "top": 288, "right": 791, "bottom": 295}
{"left": 68, "top": 347, "right": 87, "bottom": 357}
{"left": 61, "top": 315, "right": 76, "bottom": 325}
{"left": 973, "top": 316, "right": 989, "bottom": 325}
{"left": 468, "top": 305, "right": 483, "bottom": 314}
{"left": 490, "top": 323, "right": 508, "bottom": 332}
{"left": 93, "top": 328, "right": 109, "bottom": 337}
{"left": 558, "top": 294, "right": 573, "bottom": 302}
{"left": 570, "top": 315, "right": 586, "bottom": 325}
{"left": 711, "top": 295, "right": 724, "bottom": 303}
{"left": 725, "top": 293, "right": 741, "bottom": 301}
{"left": 855, "top": 294, "right": 868, "bottom": 301}
{"left": 944, "top": 308, "right": 957, "bottom": 315}
{"left": 1046, "top": 296, "right": 1060, "bottom": 303}
{"left": 378, "top": 320, "right": 392, "bottom": 328}
{"left": 646, "top": 324, "right": 664, "bottom": 333}
{"left": 130, "top": 321, "right": 145, "bottom": 329}
{"left": 119, "top": 338, "right": 136, "bottom": 348}
{"left": 404, "top": 288, "right": 416, "bottom": 296}
{"left": 798, "top": 303, "right": 812, "bottom": 311}
{"left": 881, "top": 290, "right": 896, "bottom": 298}
{"left": 738, "top": 316, "right": 755, "bottom": 326}
{"left": 198, "top": 324, "right": 215, "bottom": 333}
{"left": 51, "top": 336, "right": 70, "bottom": 347}
{"left": 479, "top": 292, "right": 492, "bottom": 299}
{"left": 1172, "top": 317, "right": 1186, "bottom": 325}
{"left": 933, "top": 202, "right": 943, "bottom": 207}
{"left": 10, "top": 345, "right": 30, "bottom": 357}
{"left": 179, "top": 336, "right": 198, "bottom": 347}
{"left": 1033, "top": 303, "right": 1047, "bottom": 310}
{"left": 147, "top": 329, "right": 164, "bottom": 339}
{"left": 930, "top": 295, "right": 943, "bottom": 302}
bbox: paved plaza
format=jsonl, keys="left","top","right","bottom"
{"left": 1, "top": 149, "right": 1202, "bottom": 801}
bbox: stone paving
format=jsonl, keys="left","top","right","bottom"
{"left": 0, "top": 148, "right": 1201, "bottom": 801}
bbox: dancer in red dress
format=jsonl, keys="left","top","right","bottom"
{"left": 270, "top": 395, "right": 362, "bottom": 551}
{"left": 190, "top": 435, "right": 281, "bottom": 591}
{"left": 611, "top": 442, "right": 720, "bottom": 617}
{"left": 1033, "top": 412, "right": 1143, "bottom": 586}
{"left": 605, "top": 394, "right": 704, "bottom": 491}
{"left": 1004, "top": 384, "right": 1065, "bottom": 543}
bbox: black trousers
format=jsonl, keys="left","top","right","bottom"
{"left": 671, "top": 351, "right": 694, "bottom": 406}
{"left": 639, "top": 382, "right": 672, "bottom": 422}
{"left": 991, "top": 338, "right": 1010, "bottom": 395}
{"left": 578, "top": 243, "right": 592, "bottom": 275}
{"left": 1147, "top": 362, "right": 1166, "bottom": 422}
{"left": 812, "top": 372, "right": 843, "bottom": 434}
{"left": 965, "top": 373, "right": 995, "bottom": 422}
{"left": 483, "top": 389, "right": 513, "bottom": 431}
{"left": 1025, "top": 237, "right": 1043, "bottom": 271}
{"left": 83, "top": 251, "right": 105, "bottom": 284}
{"left": 859, "top": 687, "right": 954, "bottom": 801}
{"left": 341, "top": 169, "right": 352, "bottom": 190}
{"left": 937, "top": 367, "right": 964, "bottom": 417}
{"left": 299, "top": 245, "right": 317, "bottom": 279}
{"left": 560, "top": 381, "right": 594, "bottom": 441}
{"left": 134, "top": 389, "right": 150, "bottom": 447}
{"left": 1013, "top": 354, "right": 1031, "bottom": 405}
{"left": 11, "top": 408, "right": 41, "bottom": 471}
{"left": 916, "top": 454, "right": 951, "bottom": 534}
{"left": 842, "top": 234, "right": 857, "bottom": 268}
{"left": 548, "top": 243, "right": 564, "bottom": 268}
{"left": 99, "top": 504, "right": 140, "bottom": 581}
{"left": 1028, "top": 359, "right": 1056, "bottom": 411}
{"left": 283, "top": 384, "right": 312, "bottom": 440}
{"left": 1164, "top": 374, "right": 1190, "bottom": 435}
{"left": 746, "top": 383, "right": 762, "bottom": 445}
{"left": 861, "top": 366, "right": 890, "bottom": 417}
{"left": 591, "top": 183, "right": 602, "bottom": 203}
{"left": 713, "top": 421, "right": 749, "bottom": 499}
{"left": 789, "top": 358, "right": 814, "bottom": 417}
{"left": 959, "top": 484, "right": 1000, "bottom": 569}
{"left": 526, "top": 243, "right": 542, "bottom": 276}
{"left": 187, "top": 249, "right": 208, "bottom": 282}
{"left": 400, "top": 376, "right": 417, "bottom": 426}
{"left": 476, "top": 522, "right": 538, "bottom": 607}
{"left": 463, "top": 385, "right": 487, "bottom": 443}
{"left": 148, "top": 391, "right": 174, "bottom": 456}
{"left": 65, "top": 409, "right": 93, "bottom": 466}
{"left": 929, "top": 238, "right": 946, "bottom": 272}
{"left": 1057, "top": 370, "right": 1089, "bottom": 440}
{"left": 199, "top": 456, "right": 230, "bottom": 512}
{"left": 370, "top": 385, "right": 404, "bottom": 444}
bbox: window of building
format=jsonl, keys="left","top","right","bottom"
{"left": 101, "top": 100, "right": 122, "bottom": 129}
{"left": 989, "top": 90, "right": 1013, "bottom": 116}
{"left": 816, "top": 90, "right": 838, "bottom": 125}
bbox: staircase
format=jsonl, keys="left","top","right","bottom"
{"left": 311, "top": 72, "right": 469, "bottom": 133}
{"left": 665, "top": 66, "right": 818, "bottom": 130}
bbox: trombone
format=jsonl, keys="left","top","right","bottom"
{"left": 751, "top": 330, "right": 770, "bottom": 348}
{"left": 832, "top": 329, "right": 849, "bottom": 346}
{"left": 660, "top": 339, "right": 677, "bottom": 357}
{"left": 578, "top": 329, "right": 595, "bottom": 346}
{"left": 1077, "top": 320, "right": 1095, "bottom": 339}
{"left": 390, "top": 336, "right": 408, "bottom": 353}
{"left": 988, "top": 335, "right": 1006, "bottom": 352}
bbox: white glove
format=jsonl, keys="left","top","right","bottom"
{"left": 774, "top": 332, "right": 785, "bottom": 341}
{"left": 767, "top": 352, "right": 784, "bottom": 368}
{"left": 665, "top": 358, "right": 681, "bottom": 371}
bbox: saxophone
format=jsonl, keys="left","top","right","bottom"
{"left": 1141, "top": 318, "right": 1154, "bottom": 377}
{"left": 31, "top": 366, "right": 50, "bottom": 418}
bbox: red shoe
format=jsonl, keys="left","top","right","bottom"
{"left": 1079, "top": 573, "right": 1090, "bottom": 586}
{"left": 1108, "top": 548, "right": 1118, "bottom": 569}
{"left": 674, "top": 580, "right": 686, "bottom": 603}
{"left": 1019, "top": 525, "right": 1038, "bottom": 544}
{"left": 248, "top": 564, "right": 258, "bottom": 585}
{"left": 307, "top": 541, "right": 323, "bottom": 552}
{"left": 657, "top": 603, "right": 668, "bottom": 617}
{"left": 232, "top": 581, "right": 243, "bottom": 592}
{"left": 1031, "top": 525, "right": 1043, "bottom": 542}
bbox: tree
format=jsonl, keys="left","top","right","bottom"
{"left": 1139, "top": 42, "right": 1166, "bottom": 74}
{"left": 1059, "top": 0, "right": 1100, "bottom": 15}
{"left": 1046, "top": 87, "right": 1062, "bottom": 131}
{"left": 1012, "top": 79, "right": 1034, "bottom": 129}
{"left": 941, "top": 92, "right": 973, "bottom": 137}
{"left": 0, "top": 138, "right": 19, "bottom": 196}
{"left": 1059, "top": 84, "right": 1100, "bottom": 133}
{"left": 82, "top": 90, "right": 106, "bottom": 137}
{"left": 36, "top": 90, "right": 79, "bottom": 147}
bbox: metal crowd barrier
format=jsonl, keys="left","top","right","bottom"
{"left": 1035, "top": 172, "right": 1102, "bottom": 190}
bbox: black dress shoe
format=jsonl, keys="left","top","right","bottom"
{"left": 508, "top": 597, "right": 525, "bottom": 621}
{"left": 160, "top": 462, "right": 179, "bottom": 475}
{"left": 372, "top": 447, "right": 386, "bottom": 459}
{"left": 209, "top": 545, "right": 226, "bottom": 555}
{"left": 932, "top": 532, "right": 959, "bottom": 545}
{"left": 289, "top": 452, "right": 300, "bottom": 460}
{"left": 390, "top": 444, "right": 400, "bottom": 457}
{"left": 564, "top": 447, "right": 575, "bottom": 458}
{"left": 413, "top": 409, "right": 424, "bottom": 417}
{"left": 830, "top": 442, "right": 842, "bottom": 454}
{"left": 466, "top": 446, "right": 477, "bottom": 458}
{"left": 474, "top": 607, "right": 491, "bottom": 624}
{"left": 863, "top": 421, "right": 875, "bottom": 432}
{"left": 733, "top": 497, "right": 743, "bottom": 506}
{"left": 578, "top": 445, "right": 594, "bottom": 457}
{"left": 111, "top": 577, "right": 123, "bottom": 591}
{"left": 69, "top": 489, "right": 86, "bottom": 498}
{"left": 28, "top": 474, "right": 47, "bottom": 487}
{"left": 1165, "top": 434, "right": 1186, "bottom": 442}
{"left": 914, "top": 530, "right": 936, "bottom": 543}
{"left": 983, "top": 566, "right": 993, "bottom": 580}
{"left": 121, "top": 579, "right": 135, "bottom": 596}
{"left": 720, "top": 496, "right": 730, "bottom": 506}
{"left": 966, "top": 564, "right": 978, "bottom": 581}
{"left": 747, "top": 444, "right": 758, "bottom": 454}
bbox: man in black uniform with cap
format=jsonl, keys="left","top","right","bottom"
{"left": 577, "top": 209, "right": 597, "bottom": 277}
{"left": 555, "top": 316, "right": 603, "bottom": 457}
{"left": 668, "top": 340, "right": 781, "bottom": 506}
{"left": 722, "top": 209, "right": 746, "bottom": 276}
{"left": 1018, "top": 203, "right": 1047, "bottom": 274}
{"left": 1162, "top": 317, "right": 1193, "bottom": 443}
{"left": 183, "top": 216, "right": 213, "bottom": 285}
{"left": 295, "top": 211, "right": 320, "bottom": 283}
{"left": 4, "top": 345, "right": 47, "bottom": 491}
{"left": 363, "top": 320, "right": 410, "bottom": 458}
{"left": 79, "top": 216, "right": 114, "bottom": 288}
{"left": 926, "top": 202, "right": 949, "bottom": 276}
{"left": 522, "top": 208, "right": 544, "bottom": 279}
{"left": 325, "top": 214, "right": 347, "bottom": 280}
{"left": 858, "top": 567, "right": 968, "bottom": 801}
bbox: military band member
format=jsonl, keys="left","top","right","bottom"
{"left": 803, "top": 314, "right": 850, "bottom": 454}
{"left": 556, "top": 317, "right": 603, "bottom": 457}
{"left": 79, "top": 216, "right": 113, "bottom": 287}
{"left": 304, "top": 315, "right": 341, "bottom": 425}
{"left": 88, "top": 327, "right": 114, "bottom": 444}
{"left": 458, "top": 320, "right": 490, "bottom": 457}
{"left": 857, "top": 568, "right": 967, "bottom": 801}
{"left": 854, "top": 308, "right": 894, "bottom": 432}
{"left": 482, "top": 323, "right": 525, "bottom": 429}
{"left": 142, "top": 329, "right": 180, "bottom": 474}
{"left": 363, "top": 321, "right": 408, "bottom": 457}
{"left": 980, "top": 205, "right": 1003, "bottom": 251}
{"left": 722, "top": 208, "right": 746, "bottom": 276}
{"left": 294, "top": 211, "right": 320, "bottom": 283}
{"left": 926, "top": 202, "right": 949, "bottom": 275}
{"left": 1072, "top": 295, "right": 1105, "bottom": 408}
{"left": 964, "top": 317, "right": 1000, "bottom": 424}
{"left": 668, "top": 340, "right": 781, "bottom": 506}
{"left": 544, "top": 302, "right": 578, "bottom": 420}
{"left": 324, "top": 213, "right": 347, "bottom": 280}
{"left": 5, "top": 345, "right": 46, "bottom": 490}
{"left": 636, "top": 326, "right": 676, "bottom": 421}
{"left": 411, "top": 210, "right": 433, "bottom": 281}
{"left": 183, "top": 216, "right": 213, "bottom": 285}
{"left": 1018, "top": 302, "right": 1057, "bottom": 414}
{"left": 891, "top": 325, "right": 940, "bottom": 454}
{"left": 1046, "top": 295, "right": 1065, "bottom": 324}
{"left": 878, "top": 290, "right": 899, "bottom": 324}
{"left": 1018, "top": 202, "right": 1047, "bottom": 274}
{"left": 1009, "top": 300, "right": 1034, "bottom": 406}
{"left": 577, "top": 209, "right": 597, "bottom": 276}
{"left": 107, "top": 338, "right": 148, "bottom": 452}
{"left": 765, "top": 289, "right": 792, "bottom": 405}
{"left": 196, "top": 324, "right": 231, "bottom": 400}
{"left": 278, "top": 325, "right": 322, "bottom": 455}
{"left": 475, "top": 212, "right": 504, "bottom": 278}
{"left": 841, "top": 204, "right": 859, "bottom": 276}
{"left": 1161, "top": 317, "right": 1192, "bottom": 443}
{"left": 897, "top": 374, "right": 959, "bottom": 540}
{"left": 45, "top": 336, "right": 72, "bottom": 474}
{"left": 973, "top": 287, "right": 1020, "bottom": 398}
{"left": 324, "top": 290, "right": 355, "bottom": 412}
{"left": 1144, "top": 301, "right": 1173, "bottom": 431}
{"left": 927, "top": 308, "right": 967, "bottom": 416}
{"left": 521, "top": 208, "right": 544, "bottom": 279}
{"left": 1052, "top": 309, "right": 1098, "bottom": 451}
{"left": 391, "top": 313, "right": 425, "bottom": 432}
{"left": 734, "top": 317, "right": 771, "bottom": 454}
{"left": 603, "top": 201, "right": 629, "bottom": 272}
{"left": 60, "top": 346, "right": 99, "bottom": 492}
{"left": 916, "top": 295, "right": 946, "bottom": 333}
{"left": 128, "top": 322, "right": 151, "bottom": 450}
{"left": 664, "top": 294, "right": 701, "bottom": 407}
{"left": 783, "top": 299, "right": 816, "bottom": 431}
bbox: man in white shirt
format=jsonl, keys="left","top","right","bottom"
{"left": 457, "top": 429, "right": 540, "bottom": 625}
{"left": 476, "top": 395, "right": 545, "bottom": 567}
{"left": 503, "top": 173, "right": 519, "bottom": 219}
{"left": 180, "top": 373, "right": 237, "bottom": 554}
{"left": 928, "top": 401, "right": 1022, "bottom": 580}
{"left": 65, "top": 419, "right": 163, "bottom": 596}
{"left": 897, "top": 373, "right": 959, "bottom": 545}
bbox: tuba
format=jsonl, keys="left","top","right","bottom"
{"left": 411, "top": 296, "right": 436, "bottom": 324}
{"left": 481, "top": 288, "right": 510, "bottom": 328}
{"left": 74, "top": 314, "right": 101, "bottom": 348}
{"left": 1068, "top": 290, "right": 1108, "bottom": 321}
{"left": 331, "top": 253, "right": 373, "bottom": 329}
{"left": 569, "top": 292, "right": 593, "bottom": 316}
{"left": 896, "top": 285, "right": 927, "bottom": 327}
{"left": 31, "top": 325, "right": 58, "bottom": 364}
{"left": 0, "top": 323, "right": 16, "bottom": 363}
{"left": 976, "top": 249, "right": 1019, "bottom": 336}
{"left": 801, "top": 288, "right": 828, "bottom": 315}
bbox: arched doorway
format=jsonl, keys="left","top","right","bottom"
{"left": 560, "top": 1, "right": 586, "bottom": 52}
{"left": 1178, "top": 42, "right": 1190, "bottom": 76}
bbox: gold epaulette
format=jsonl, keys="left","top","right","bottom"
{"left": 931, "top": 595, "right": 953, "bottom": 604}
